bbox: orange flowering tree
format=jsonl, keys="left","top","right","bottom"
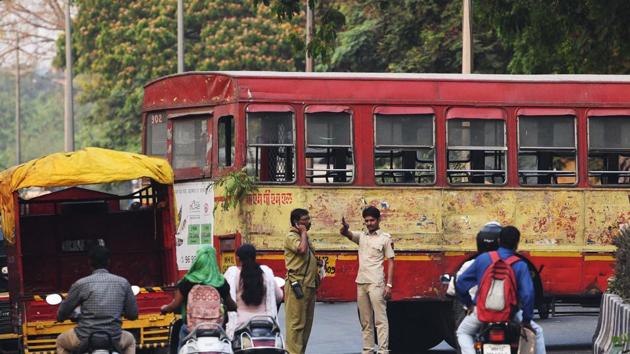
{"left": 55, "top": 0, "right": 304, "bottom": 151}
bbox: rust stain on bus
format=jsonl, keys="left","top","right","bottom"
{"left": 213, "top": 186, "right": 619, "bottom": 253}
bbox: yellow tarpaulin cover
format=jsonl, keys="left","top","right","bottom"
{"left": 0, "top": 147, "right": 174, "bottom": 244}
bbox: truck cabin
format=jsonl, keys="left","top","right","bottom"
{"left": 12, "top": 181, "right": 176, "bottom": 303}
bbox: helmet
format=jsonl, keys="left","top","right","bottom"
{"left": 476, "top": 221, "right": 501, "bottom": 253}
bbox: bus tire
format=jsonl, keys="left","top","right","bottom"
{"left": 388, "top": 301, "right": 444, "bottom": 352}
{"left": 537, "top": 301, "right": 551, "bottom": 320}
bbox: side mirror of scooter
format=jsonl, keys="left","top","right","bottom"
{"left": 131, "top": 285, "right": 140, "bottom": 296}
{"left": 440, "top": 274, "right": 452, "bottom": 285}
{"left": 274, "top": 277, "right": 285, "bottom": 288}
{"left": 45, "top": 293, "right": 63, "bottom": 306}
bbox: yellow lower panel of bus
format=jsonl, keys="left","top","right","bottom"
{"left": 23, "top": 312, "right": 174, "bottom": 353}
{"left": 213, "top": 186, "right": 626, "bottom": 251}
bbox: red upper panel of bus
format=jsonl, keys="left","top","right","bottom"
{"left": 143, "top": 72, "right": 630, "bottom": 111}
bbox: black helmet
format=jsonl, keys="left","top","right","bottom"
{"left": 476, "top": 221, "right": 501, "bottom": 253}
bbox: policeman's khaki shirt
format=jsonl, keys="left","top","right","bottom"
{"left": 284, "top": 228, "right": 320, "bottom": 288}
{"left": 351, "top": 229, "right": 395, "bottom": 285}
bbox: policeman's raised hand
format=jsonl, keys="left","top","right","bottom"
{"left": 340, "top": 216, "right": 350, "bottom": 236}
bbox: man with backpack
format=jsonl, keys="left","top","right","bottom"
{"left": 455, "top": 226, "right": 546, "bottom": 354}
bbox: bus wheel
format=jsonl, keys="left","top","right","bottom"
{"left": 388, "top": 301, "right": 444, "bottom": 352}
{"left": 537, "top": 301, "right": 551, "bottom": 320}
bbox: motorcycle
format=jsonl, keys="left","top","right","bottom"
{"left": 45, "top": 285, "right": 141, "bottom": 354}
{"left": 178, "top": 322, "right": 233, "bottom": 354}
{"left": 231, "top": 316, "right": 287, "bottom": 354}
{"left": 439, "top": 274, "right": 536, "bottom": 354}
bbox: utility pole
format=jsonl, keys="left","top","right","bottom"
{"left": 64, "top": 0, "right": 74, "bottom": 151}
{"left": 462, "top": 0, "right": 473, "bottom": 74}
{"left": 177, "top": 0, "right": 184, "bottom": 73}
{"left": 15, "top": 33, "right": 20, "bottom": 165}
{"left": 305, "top": 0, "right": 314, "bottom": 72}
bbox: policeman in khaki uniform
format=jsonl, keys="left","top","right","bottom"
{"left": 340, "top": 206, "right": 395, "bottom": 354}
{"left": 284, "top": 208, "right": 320, "bottom": 354}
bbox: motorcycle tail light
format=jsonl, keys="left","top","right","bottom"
{"left": 489, "top": 328, "right": 506, "bottom": 342}
{"left": 252, "top": 339, "right": 276, "bottom": 347}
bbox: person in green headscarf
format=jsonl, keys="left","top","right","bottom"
{"left": 160, "top": 246, "right": 237, "bottom": 349}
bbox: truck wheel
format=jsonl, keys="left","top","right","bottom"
{"left": 388, "top": 301, "right": 444, "bottom": 352}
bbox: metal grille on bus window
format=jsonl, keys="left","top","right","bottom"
{"left": 306, "top": 112, "right": 354, "bottom": 184}
{"left": 446, "top": 119, "right": 506, "bottom": 185}
{"left": 146, "top": 112, "right": 167, "bottom": 158}
{"left": 374, "top": 114, "right": 435, "bottom": 184}
{"left": 172, "top": 118, "right": 209, "bottom": 170}
{"left": 588, "top": 116, "right": 630, "bottom": 185}
{"left": 518, "top": 116, "right": 576, "bottom": 185}
{"left": 246, "top": 112, "right": 295, "bottom": 183}
{"left": 218, "top": 116, "right": 235, "bottom": 167}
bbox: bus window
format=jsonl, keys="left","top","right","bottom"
{"left": 146, "top": 112, "right": 167, "bottom": 158}
{"left": 518, "top": 116, "right": 576, "bottom": 185}
{"left": 447, "top": 119, "right": 506, "bottom": 184}
{"left": 172, "top": 117, "right": 209, "bottom": 170}
{"left": 218, "top": 116, "right": 235, "bottom": 167}
{"left": 306, "top": 112, "right": 354, "bottom": 184}
{"left": 588, "top": 116, "right": 630, "bottom": 185}
{"left": 374, "top": 114, "right": 434, "bottom": 184}
{"left": 246, "top": 112, "right": 295, "bottom": 183}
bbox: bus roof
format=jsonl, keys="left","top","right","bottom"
{"left": 147, "top": 71, "right": 630, "bottom": 85}
{"left": 143, "top": 71, "right": 630, "bottom": 112}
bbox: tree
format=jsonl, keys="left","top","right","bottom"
{"left": 0, "top": 70, "right": 64, "bottom": 169}
{"left": 477, "top": 0, "right": 630, "bottom": 74}
{"left": 55, "top": 0, "right": 304, "bottom": 152}
{"left": 321, "top": 0, "right": 510, "bottom": 74}
{"left": 0, "top": 0, "right": 65, "bottom": 66}
{"left": 255, "top": 0, "right": 345, "bottom": 62}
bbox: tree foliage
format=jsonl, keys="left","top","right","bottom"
{"left": 321, "top": 0, "right": 510, "bottom": 73}
{"left": 55, "top": 0, "right": 303, "bottom": 152}
{"left": 0, "top": 70, "right": 64, "bottom": 170}
{"left": 468, "top": 0, "right": 630, "bottom": 74}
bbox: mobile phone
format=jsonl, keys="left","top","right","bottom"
{"left": 290, "top": 281, "right": 304, "bottom": 299}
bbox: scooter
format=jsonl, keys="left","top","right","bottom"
{"left": 178, "top": 322, "right": 233, "bottom": 354}
{"left": 231, "top": 316, "right": 287, "bottom": 354}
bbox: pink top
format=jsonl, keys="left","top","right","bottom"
{"left": 232, "top": 267, "right": 283, "bottom": 327}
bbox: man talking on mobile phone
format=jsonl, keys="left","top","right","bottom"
{"left": 340, "top": 206, "right": 395, "bottom": 354}
{"left": 284, "top": 208, "right": 320, "bottom": 354}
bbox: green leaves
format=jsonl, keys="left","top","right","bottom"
{"left": 54, "top": 0, "right": 303, "bottom": 152}
{"left": 214, "top": 168, "right": 258, "bottom": 212}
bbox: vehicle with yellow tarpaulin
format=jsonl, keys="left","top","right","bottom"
{"left": 0, "top": 147, "right": 178, "bottom": 353}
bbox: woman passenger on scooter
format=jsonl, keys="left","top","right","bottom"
{"left": 224, "top": 244, "right": 283, "bottom": 338}
{"left": 160, "top": 246, "right": 237, "bottom": 349}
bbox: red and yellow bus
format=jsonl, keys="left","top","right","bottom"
{"left": 142, "top": 72, "right": 625, "bottom": 350}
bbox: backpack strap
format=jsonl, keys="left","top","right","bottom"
{"left": 488, "top": 251, "right": 500, "bottom": 263}
{"left": 505, "top": 255, "right": 520, "bottom": 266}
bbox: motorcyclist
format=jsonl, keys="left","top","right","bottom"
{"left": 455, "top": 226, "right": 546, "bottom": 354}
{"left": 56, "top": 245, "right": 138, "bottom": 354}
{"left": 447, "top": 221, "right": 501, "bottom": 299}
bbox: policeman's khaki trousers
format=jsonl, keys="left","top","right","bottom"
{"left": 285, "top": 285, "right": 316, "bottom": 354}
{"left": 56, "top": 328, "right": 136, "bottom": 354}
{"left": 357, "top": 283, "right": 389, "bottom": 354}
